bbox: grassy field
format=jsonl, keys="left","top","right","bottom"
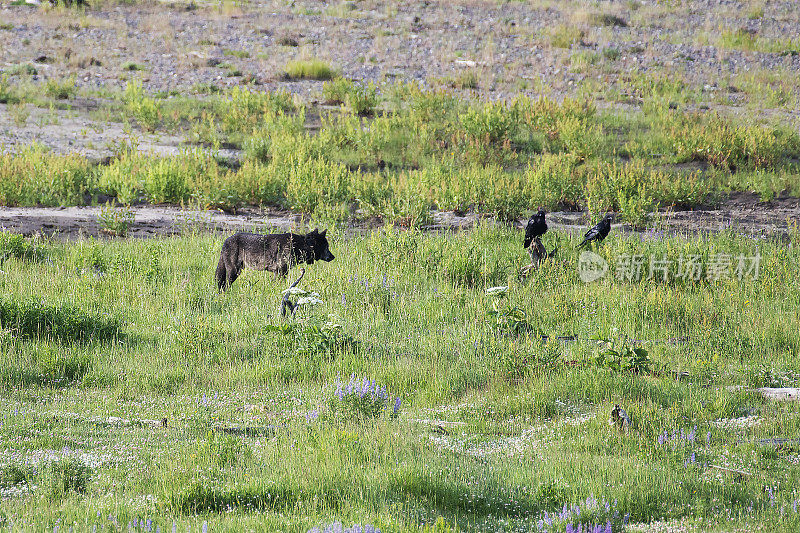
{"left": 1, "top": 224, "right": 799, "bottom": 531}
{"left": 2, "top": 80, "right": 800, "bottom": 227}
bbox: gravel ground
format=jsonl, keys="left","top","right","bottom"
{"left": 2, "top": 0, "right": 800, "bottom": 102}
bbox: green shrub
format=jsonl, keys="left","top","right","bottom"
{"left": 284, "top": 59, "right": 337, "bottom": 80}
{"left": 0, "top": 146, "right": 92, "bottom": 206}
{"left": 587, "top": 12, "right": 628, "bottom": 27}
{"left": 123, "top": 80, "right": 161, "bottom": 131}
{"left": 121, "top": 61, "right": 145, "bottom": 71}
{"left": 345, "top": 82, "right": 379, "bottom": 115}
{"left": 283, "top": 157, "right": 352, "bottom": 214}
{"left": 97, "top": 203, "right": 135, "bottom": 236}
{"left": 195, "top": 432, "right": 252, "bottom": 468}
{"left": 44, "top": 76, "right": 77, "bottom": 99}
{"left": 35, "top": 345, "right": 92, "bottom": 382}
{"left": 0, "top": 297, "right": 122, "bottom": 344}
{"left": 548, "top": 25, "right": 585, "bottom": 48}
{"left": 42, "top": 458, "right": 91, "bottom": 500}
{"left": 321, "top": 78, "right": 351, "bottom": 105}
{"left": 6, "top": 63, "right": 37, "bottom": 76}
{"left": 220, "top": 86, "right": 297, "bottom": 134}
{"left": 223, "top": 49, "right": 249, "bottom": 58}
{"left": 459, "top": 101, "right": 517, "bottom": 144}
{"left": 0, "top": 231, "right": 45, "bottom": 262}
{"left": 670, "top": 113, "right": 800, "bottom": 170}
{"left": 0, "top": 74, "right": 21, "bottom": 104}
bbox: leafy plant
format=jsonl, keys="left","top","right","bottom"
{"left": 44, "top": 76, "right": 77, "bottom": 99}
{"left": 594, "top": 339, "right": 653, "bottom": 374}
{"left": 485, "top": 286, "right": 537, "bottom": 336}
{"left": 265, "top": 317, "right": 358, "bottom": 357}
{"left": 97, "top": 203, "right": 136, "bottom": 236}
{"left": 123, "top": 80, "right": 161, "bottom": 131}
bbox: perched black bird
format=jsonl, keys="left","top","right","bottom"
{"left": 524, "top": 210, "right": 548, "bottom": 249}
{"left": 578, "top": 214, "right": 613, "bottom": 248}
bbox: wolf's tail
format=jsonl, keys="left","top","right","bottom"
{"left": 215, "top": 254, "right": 227, "bottom": 292}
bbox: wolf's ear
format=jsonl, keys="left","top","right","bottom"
{"left": 321, "top": 229, "right": 327, "bottom": 237}
{"left": 310, "top": 228, "right": 319, "bottom": 235}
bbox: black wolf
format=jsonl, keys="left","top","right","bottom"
{"left": 215, "top": 229, "right": 334, "bottom": 291}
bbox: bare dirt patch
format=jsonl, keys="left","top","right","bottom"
{"left": 2, "top": 192, "right": 798, "bottom": 241}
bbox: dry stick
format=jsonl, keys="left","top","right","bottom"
{"left": 280, "top": 268, "right": 306, "bottom": 318}
{"left": 708, "top": 464, "right": 752, "bottom": 476}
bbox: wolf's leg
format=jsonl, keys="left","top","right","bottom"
{"left": 227, "top": 262, "right": 241, "bottom": 288}
{"left": 215, "top": 255, "right": 229, "bottom": 292}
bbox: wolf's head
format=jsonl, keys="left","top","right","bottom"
{"left": 307, "top": 229, "right": 335, "bottom": 262}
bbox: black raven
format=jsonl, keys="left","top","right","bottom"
{"left": 523, "top": 210, "right": 547, "bottom": 249}
{"left": 578, "top": 214, "right": 613, "bottom": 248}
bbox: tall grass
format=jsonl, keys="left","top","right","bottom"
{"left": 0, "top": 227, "right": 798, "bottom": 529}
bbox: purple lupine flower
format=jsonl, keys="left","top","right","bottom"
{"left": 706, "top": 432, "right": 711, "bottom": 445}
{"left": 623, "top": 513, "right": 630, "bottom": 525}
{"left": 393, "top": 398, "right": 401, "bottom": 416}
{"left": 691, "top": 452, "right": 696, "bottom": 463}
{"left": 657, "top": 433, "right": 665, "bottom": 445}
{"left": 566, "top": 525, "right": 574, "bottom": 533}
{"left": 202, "top": 521, "right": 208, "bottom": 533}
{"left": 605, "top": 520, "right": 612, "bottom": 533}
{"left": 172, "top": 522, "right": 177, "bottom": 533}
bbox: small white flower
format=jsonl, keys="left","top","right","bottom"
{"left": 485, "top": 286, "right": 508, "bottom": 296}
{"left": 296, "top": 293, "right": 323, "bottom": 306}
{"left": 282, "top": 286, "right": 308, "bottom": 296}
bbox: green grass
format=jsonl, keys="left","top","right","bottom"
{"left": 716, "top": 28, "right": 800, "bottom": 55}
{"left": 0, "top": 227, "right": 799, "bottom": 530}
{"left": 120, "top": 61, "right": 146, "bottom": 72}
{"left": 222, "top": 49, "right": 250, "bottom": 59}
{"left": 548, "top": 25, "right": 585, "bottom": 48}
{"left": 284, "top": 59, "right": 338, "bottom": 80}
